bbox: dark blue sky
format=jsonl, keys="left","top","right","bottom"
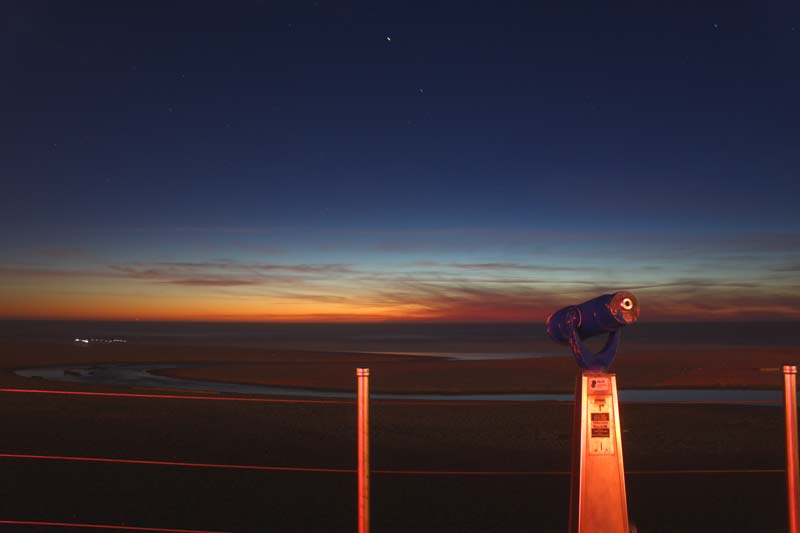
{"left": 2, "top": 1, "right": 799, "bottom": 321}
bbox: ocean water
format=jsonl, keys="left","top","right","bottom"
{"left": 0, "top": 320, "right": 797, "bottom": 355}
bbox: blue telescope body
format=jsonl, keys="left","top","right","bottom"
{"left": 546, "top": 291, "right": 639, "bottom": 370}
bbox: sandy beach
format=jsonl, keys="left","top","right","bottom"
{"left": 6, "top": 336, "right": 797, "bottom": 392}
{"left": 0, "top": 337, "right": 796, "bottom": 531}
{"left": 150, "top": 343, "right": 800, "bottom": 394}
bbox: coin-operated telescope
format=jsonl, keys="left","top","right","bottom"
{"left": 546, "top": 291, "right": 640, "bottom": 533}
{"left": 546, "top": 291, "right": 639, "bottom": 371}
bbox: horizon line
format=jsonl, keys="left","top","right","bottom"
{"left": 2, "top": 317, "right": 799, "bottom": 324}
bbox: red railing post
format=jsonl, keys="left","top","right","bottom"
{"left": 785, "top": 365, "right": 799, "bottom": 533}
{"left": 357, "top": 368, "right": 370, "bottom": 533}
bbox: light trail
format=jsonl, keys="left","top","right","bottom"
{"left": 0, "top": 453, "right": 785, "bottom": 476}
{"left": 622, "top": 399, "right": 781, "bottom": 406}
{"left": 375, "top": 400, "right": 564, "bottom": 407}
{"left": 374, "top": 469, "right": 570, "bottom": 476}
{"left": 375, "top": 468, "right": 786, "bottom": 476}
{"left": 627, "top": 468, "right": 785, "bottom": 475}
{"left": 0, "top": 388, "right": 350, "bottom": 405}
{"left": 0, "top": 453, "right": 353, "bottom": 474}
{"left": 0, "top": 388, "right": 784, "bottom": 406}
{"left": 0, "top": 519, "right": 229, "bottom": 532}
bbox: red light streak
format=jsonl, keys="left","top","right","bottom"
{"left": 375, "top": 468, "right": 786, "bottom": 476}
{"left": 627, "top": 468, "right": 784, "bottom": 475}
{"left": 0, "top": 388, "right": 350, "bottom": 405}
{"left": 0, "top": 388, "right": 783, "bottom": 407}
{"left": 374, "top": 469, "right": 570, "bottom": 476}
{"left": 0, "top": 519, "right": 228, "bottom": 532}
{"left": 623, "top": 400, "right": 781, "bottom": 406}
{"left": 376, "top": 400, "right": 561, "bottom": 407}
{"left": 0, "top": 453, "right": 353, "bottom": 474}
{"left": 379, "top": 399, "right": 783, "bottom": 406}
{"left": 0, "top": 453, "right": 784, "bottom": 476}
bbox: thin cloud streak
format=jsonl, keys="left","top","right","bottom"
{"left": 150, "top": 261, "right": 356, "bottom": 274}
{"left": 167, "top": 278, "right": 262, "bottom": 287}
{"left": 2, "top": 255, "right": 799, "bottom": 321}
{"left": 411, "top": 261, "right": 593, "bottom": 272}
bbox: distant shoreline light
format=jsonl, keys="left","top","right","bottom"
{"left": 73, "top": 338, "right": 127, "bottom": 344}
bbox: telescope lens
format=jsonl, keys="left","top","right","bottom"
{"left": 610, "top": 291, "right": 639, "bottom": 324}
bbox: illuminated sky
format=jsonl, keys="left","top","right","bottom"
{"left": 2, "top": 2, "right": 799, "bottom": 321}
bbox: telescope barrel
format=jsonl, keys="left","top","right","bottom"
{"left": 546, "top": 291, "right": 639, "bottom": 345}
{"left": 545, "top": 291, "right": 639, "bottom": 370}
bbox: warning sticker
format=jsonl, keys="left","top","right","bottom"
{"left": 590, "top": 412, "right": 610, "bottom": 438}
{"left": 588, "top": 377, "right": 610, "bottom": 394}
{"left": 588, "top": 395, "right": 614, "bottom": 455}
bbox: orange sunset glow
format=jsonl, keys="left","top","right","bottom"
{"left": 3, "top": 256, "right": 798, "bottom": 322}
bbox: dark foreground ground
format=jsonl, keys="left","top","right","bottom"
{"left": 0, "top": 394, "right": 788, "bottom": 533}
{"left": 0, "top": 340, "right": 796, "bottom": 532}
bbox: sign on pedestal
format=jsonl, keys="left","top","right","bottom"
{"left": 569, "top": 371, "right": 628, "bottom": 533}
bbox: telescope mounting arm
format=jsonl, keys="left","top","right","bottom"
{"left": 556, "top": 307, "right": 621, "bottom": 371}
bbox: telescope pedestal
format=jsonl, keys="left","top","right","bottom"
{"left": 569, "top": 371, "right": 629, "bottom": 533}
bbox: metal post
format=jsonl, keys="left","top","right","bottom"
{"left": 357, "top": 368, "right": 370, "bottom": 533}
{"left": 785, "top": 365, "right": 799, "bottom": 533}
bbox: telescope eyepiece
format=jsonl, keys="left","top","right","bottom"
{"left": 609, "top": 291, "right": 639, "bottom": 325}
